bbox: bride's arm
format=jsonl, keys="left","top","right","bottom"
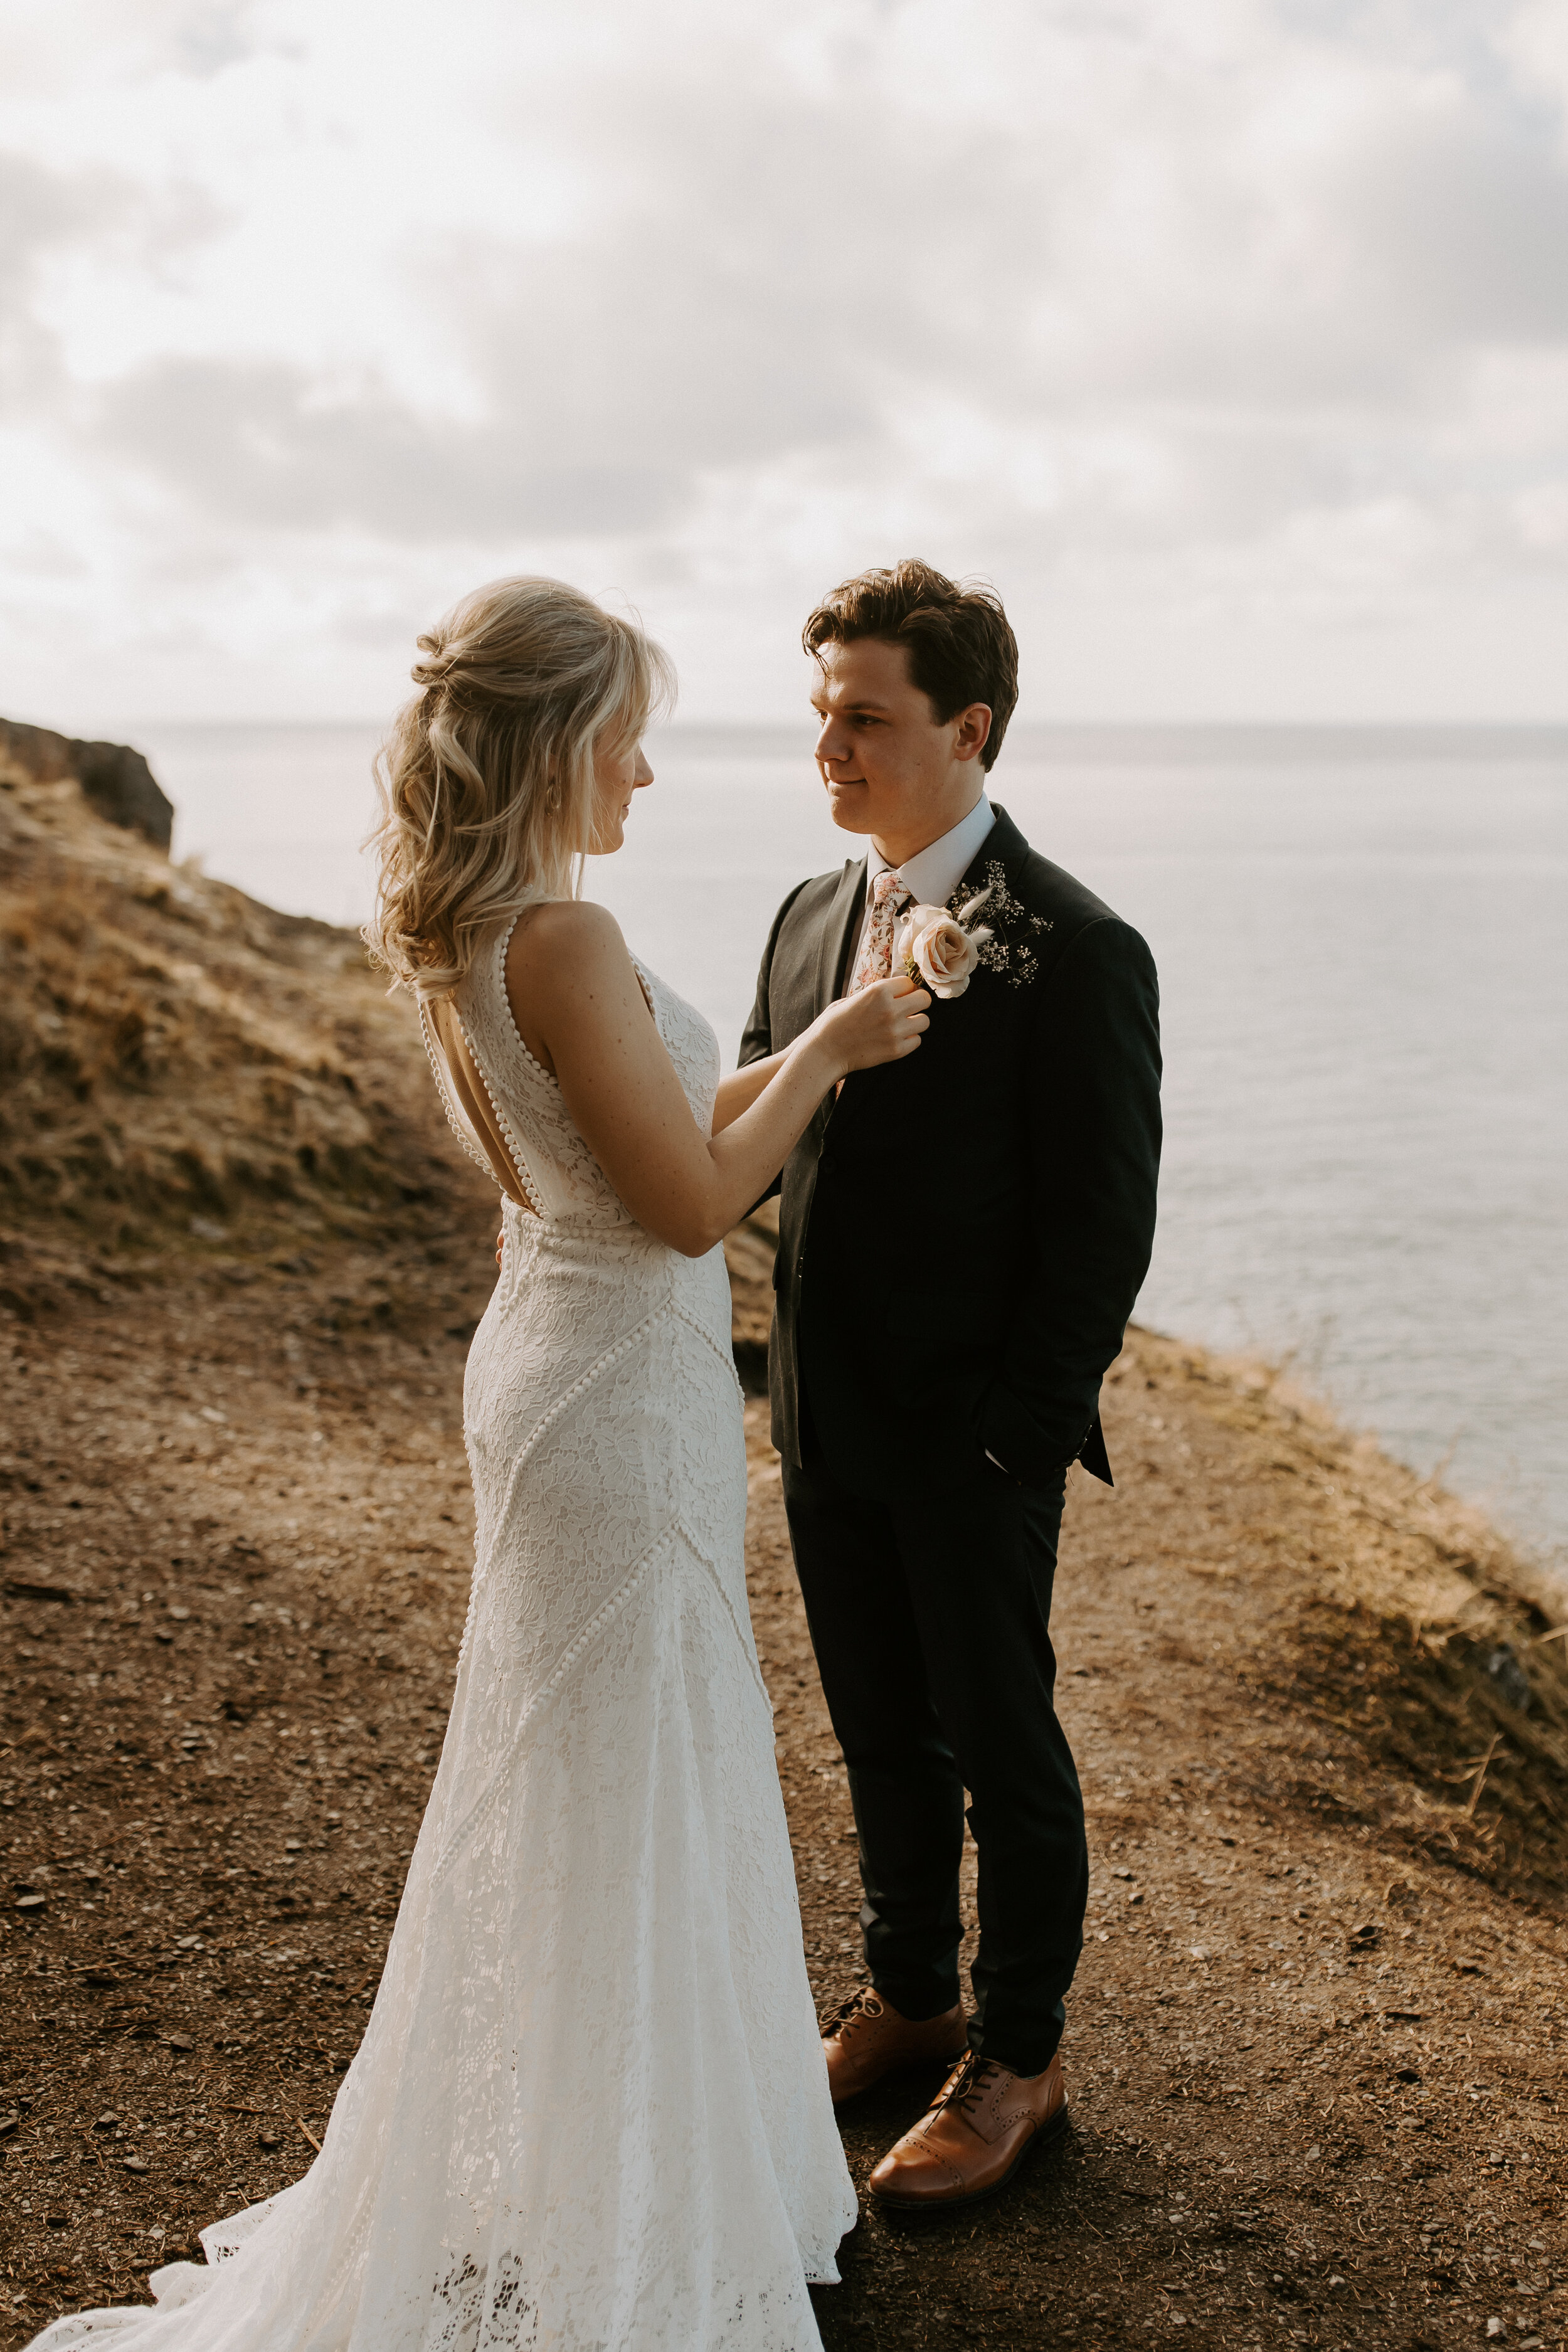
{"left": 711, "top": 1052, "right": 788, "bottom": 1135}
{"left": 508, "top": 903, "right": 928, "bottom": 1257}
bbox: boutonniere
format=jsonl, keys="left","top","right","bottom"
{"left": 941, "top": 861, "right": 1054, "bottom": 987}
{"left": 897, "top": 888, "right": 995, "bottom": 1000}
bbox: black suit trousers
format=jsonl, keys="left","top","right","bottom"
{"left": 781, "top": 1441, "right": 1088, "bottom": 2079}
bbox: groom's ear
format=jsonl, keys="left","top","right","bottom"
{"left": 952, "top": 704, "right": 993, "bottom": 763}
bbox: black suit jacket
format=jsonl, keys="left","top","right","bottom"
{"left": 739, "top": 804, "right": 1162, "bottom": 1498}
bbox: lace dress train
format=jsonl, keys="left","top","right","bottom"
{"left": 29, "top": 924, "right": 855, "bottom": 2352}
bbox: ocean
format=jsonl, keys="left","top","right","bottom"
{"left": 136, "top": 719, "right": 1568, "bottom": 1565}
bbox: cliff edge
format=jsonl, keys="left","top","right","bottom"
{"left": 1, "top": 763, "right": 1564, "bottom": 2348}
{"left": 1, "top": 719, "right": 174, "bottom": 852}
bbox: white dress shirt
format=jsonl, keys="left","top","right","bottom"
{"left": 840, "top": 793, "right": 997, "bottom": 996}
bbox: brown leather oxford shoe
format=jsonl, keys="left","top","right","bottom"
{"left": 868, "top": 2048, "right": 1069, "bottom": 2209}
{"left": 821, "top": 1987, "right": 969, "bottom": 2106}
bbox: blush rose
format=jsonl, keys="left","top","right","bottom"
{"left": 896, "top": 901, "right": 993, "bottom": 1000}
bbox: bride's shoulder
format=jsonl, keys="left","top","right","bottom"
{"left": 501, "top": 901, "right": 643, "bottom": 1077}
{"left": 506, "top": 899, "right": 633, "bottom": 989}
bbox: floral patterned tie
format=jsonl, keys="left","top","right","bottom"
{"left": 850, "top": 869, "right": 910, "bottom": 994}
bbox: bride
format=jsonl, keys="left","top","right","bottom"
{"left": 31, "top": 578, "right": 930, "bottom": 2352}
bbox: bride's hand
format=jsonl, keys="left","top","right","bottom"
{"left": 813, "top": 974, "right": 931, "bottom": 1077}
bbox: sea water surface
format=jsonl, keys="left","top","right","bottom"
{"left": 139, "top": 719, "right": 1568, "bottom": 1563}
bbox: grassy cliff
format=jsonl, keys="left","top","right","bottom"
{"left": 0, "top": 745, "right": 494, "bottom": 1332}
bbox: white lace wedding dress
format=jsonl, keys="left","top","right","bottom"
{"left": 33, "top": 922, "right": 855, "bottom": 2352}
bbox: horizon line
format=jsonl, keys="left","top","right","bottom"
{"left": 65, "top": 712, "right": 1568, "bottom": 739}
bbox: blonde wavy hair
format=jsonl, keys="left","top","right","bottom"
{"left": 364, "top": 576, "right": 674, "bottom": 997}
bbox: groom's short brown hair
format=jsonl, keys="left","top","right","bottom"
{"left": 802, "top": 559, "right": 1019, "bottom": 771}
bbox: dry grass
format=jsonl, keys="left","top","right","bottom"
{"left": 0, "top": 760, "right": 465, "bottom": 1325}
{"left": 1130, "top": 1334, "right": 1568, "bottom": 1899}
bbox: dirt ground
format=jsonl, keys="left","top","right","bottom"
{"left": 3, "top": 766, "right": 1566, "bottom": 2349}
{"left": 4, "top": 1259, "right": 1567, "bottom": 2350}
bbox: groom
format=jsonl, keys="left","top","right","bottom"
{"left": 740, "top": 560, "right": 1161, "bottom": 2210}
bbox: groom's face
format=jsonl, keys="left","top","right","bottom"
{"left": 810, "top": 637, "right": 990, "bottom": 855}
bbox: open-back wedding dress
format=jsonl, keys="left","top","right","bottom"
{"left": 34, "top": 922, "right": 855, "bottom": 2352}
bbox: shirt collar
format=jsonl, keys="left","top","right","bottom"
{"left": 867, "top": 793, "right": 996, "bottom": 911}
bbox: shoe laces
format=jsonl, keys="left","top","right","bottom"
{"left": 931, "top": 2049, "right": 1003, "bottom": 2116}
{"left": 822, "top": 1986, "right": 882, "bottom": 2039}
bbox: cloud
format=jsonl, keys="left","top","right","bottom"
{"left": 0, "top": 0, "right": 1565, "bottom": 721}
{"left": 96, "top": 356, "right": 692, "bottom": 537}
{"left": 0, "top": 154, "right": 117, "bottom": 406}
{"left": 171, "top": 1, "right": 268, "bottom": 79}
{"left": 4, "top": 0, "right": 284, "bottom": 94}
{"left": 1328, "top": 82, "right": 1568, "bottom": 347}
{"left": 0, "top": 149, "right": 231, "bottom": 413}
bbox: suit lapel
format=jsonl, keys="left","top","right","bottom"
{"left": 815, "top": 857, "right": 868, "bottom": 1017}
{"left": 808, "top": 809, "right": 1025, "bottom": 1027}
{"left": 958, "top": 800, "right": 1027, "bottom": 902}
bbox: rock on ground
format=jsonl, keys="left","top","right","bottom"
{"left": 1, "top": 723, "right": 172, "bottom": 852}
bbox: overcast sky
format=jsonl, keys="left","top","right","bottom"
{"left": 3, "top": 0, "right": 1567, "bottom": 728}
